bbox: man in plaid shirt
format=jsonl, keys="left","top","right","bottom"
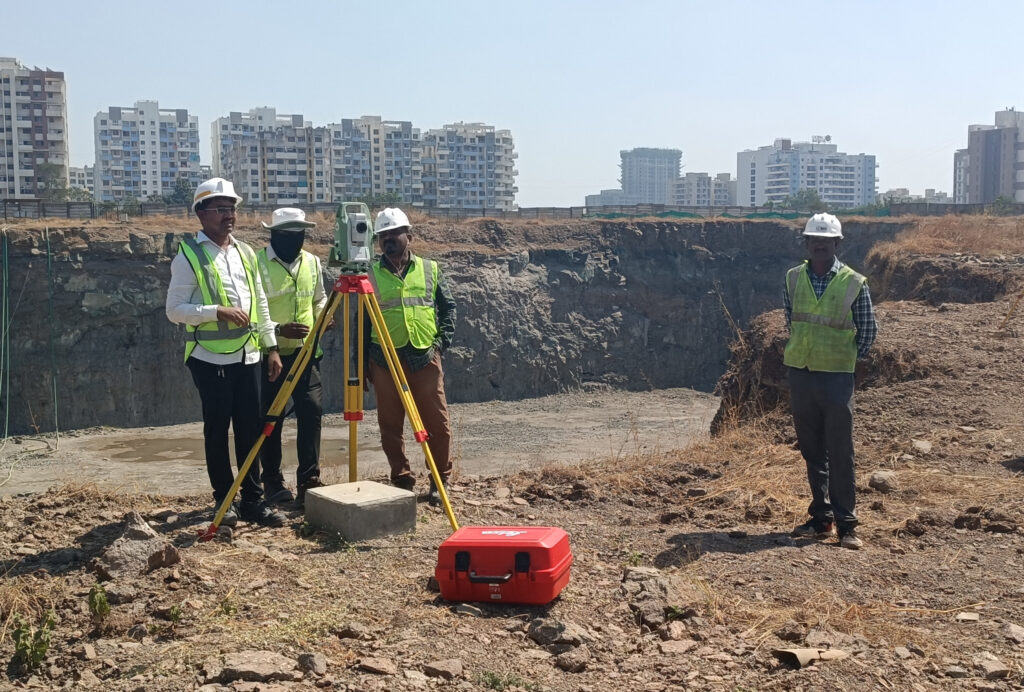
{"left": 782, "top": 213, "right": 877, "bottom": 549}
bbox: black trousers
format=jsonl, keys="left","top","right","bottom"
{"left": 260, "top": 352, "right": 323, "bottom": 487}
{"left": 788, "top": 367, "right": 858, "bottom": 528}
{"left": 186, "top": 357, "right": 263, "bottom": 505}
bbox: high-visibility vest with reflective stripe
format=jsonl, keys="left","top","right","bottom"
{"left": 257, "top": 248, "right": 322, "bottom": 357}
{"left": 783, "top": 262, "right": 865, "bottom": 373}
{"left": 369, "top": 256, "right": 438, "bottom": 349}
{"left": 178, "top": 236, "right": 259, "bottom": 362}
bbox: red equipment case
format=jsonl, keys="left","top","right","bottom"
{"left": 436, "top": 526, "right": 573, "bottom": 605}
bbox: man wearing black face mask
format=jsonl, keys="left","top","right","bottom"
{"left": 256, "top": 208, "right": 328, "bottom": 505}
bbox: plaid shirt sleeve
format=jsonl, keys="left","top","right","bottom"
{"left": 852, "top": 282, "right": 877, "bottom": 358}
{"left": 434, "top": 268, "right": 457, "bottom": 352}
{"left": 783, "top": 277, "right": 792, "bottom": 329}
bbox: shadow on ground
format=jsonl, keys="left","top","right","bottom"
{"left": 653, "top": 529, "right": 797, "bottom": 568}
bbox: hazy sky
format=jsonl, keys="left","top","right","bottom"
{"left": 6, "top": 0, "right": 1020, "bottom": 206}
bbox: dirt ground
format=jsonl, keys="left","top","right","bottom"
{"left": 0, "top": 388, "right": 718, "bottom": 498}
{"left": 3, "top": 221, "right": 1024, "bottom": 690}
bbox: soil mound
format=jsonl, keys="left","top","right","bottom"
{"left": 711, "top": 307, "right": 934, "bottom": 435}
{"left": 868, "top": 252, "right": 1023, "bottom": 305}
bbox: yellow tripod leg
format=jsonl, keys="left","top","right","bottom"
{"left": 199, "top": 290, "right": 344, "bottom": 541}
{"left": 363, "top": 291, "right": 459, "bottom": 531}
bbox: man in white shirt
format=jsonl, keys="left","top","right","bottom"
{"left": 165, "top": 177, "right": 286, "bottom": 528}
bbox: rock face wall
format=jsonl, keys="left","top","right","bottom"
{"left": 0, "top": 220, "right": 900, "bottom": 433}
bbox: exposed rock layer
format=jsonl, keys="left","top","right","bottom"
{"left": 0, "top": 219, "right": 900, "bottom": 433}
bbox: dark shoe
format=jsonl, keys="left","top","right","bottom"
{"left": 839, "top": 527, "right": 863, "bottom": 550}
{"left": 428, "top": 477, "right": 448, "bottom": 507}
{"left": 296, "top": 478, "right": 325, "bottom": 506}
{"left": 392, "top": 475, "right": 416, "bottom": 492}
{"left": 264, "top": 483, "right": 295, "bottom": 505}
{"left": 213, "top": 501, "right": 239, "bottom": 528}
{"left": 791, "top": 519, "right": 835, "bottom": 539}
{"left": 239, "top": 501, "right": 286, "bottom": 528}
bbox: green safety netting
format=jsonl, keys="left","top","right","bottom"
{"left": 589, "top": 210, "right": 803, "bottom": 220}
{"left": 590, "top": 210, "right": 705, "bottom": 220}
{"left": 719, "top": 212, "right": 802, "bottom": 220}
{"left": 588, "top": 209, "right": 894, "bottom": 221}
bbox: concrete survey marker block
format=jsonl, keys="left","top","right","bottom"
{"left": 304, "top": 481, "right": 416, "bottom": 542}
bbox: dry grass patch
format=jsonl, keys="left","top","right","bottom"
{"left": 1, "top": 211, "right": 339, "bottom": 236}
{"left": 681, "top": 432, "right": 803, "bottom": 505}
{"left": 668, "top": 424, "right": 805, "bottom": 512}
{"left": 2, "top": 215, "right": 193, "bottom": 233}
{"left": 671, "top": 567, "right": 950, "bottom": 653}
{"left": 868, "top": 215, "right": 1024, "bottom": 261}
{"left": 0, "top": 575, "right": 71, "bottom": 652}
{"left": 681, "top": 566, "right": 964, "bottom": 655}
{"left": 30, "top": 482, "right": 170, "bottom": 515}
{"left": 891, "top": 465, "right": 1024, "bottom": 505}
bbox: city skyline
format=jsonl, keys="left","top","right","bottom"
{"left": 5, "top": 0, "right": 1022, "bottom": 206}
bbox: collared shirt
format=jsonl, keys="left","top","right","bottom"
{"left": 364, "top": 252, "right": 457, "bottom": 372}
{"left": 166, "top": 231, "right": 277, "bottom": 365}
{"left": 263, "top": 246, "right": 328, "bottom": 330}
{"left": 783, "top": 257, "right": 878, "bottom": 358}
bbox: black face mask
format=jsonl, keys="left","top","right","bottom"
{"left": 270, "top": 230, "right": 304, "bottom": 263}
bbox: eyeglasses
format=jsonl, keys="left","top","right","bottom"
{"left": 202, "top": 206, "right": 237, "bottom": 216}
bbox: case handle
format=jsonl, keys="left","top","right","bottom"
{"left": 453, "top": 551, "right": 531, "bottom": 584}
{"left": 468, "top": 571, "right": 513, "bottom": 584}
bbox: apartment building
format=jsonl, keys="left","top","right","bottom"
{"left": 0, "top": 57, "right": 69, "bottom": 199}
{"left": 673, "top": 172, "right": 711, "bottom": 206}
{"left": 328, "top": 116, "right": 423, "bottom": 204}
{"left": 211, "top": 108, "right": 306, "bottom": 177}
{"left": 953, "top": 148, "right": 969, "bottom": 204}
{"left": 736, "top": 137, "right": 877, "bottom": 209}
{"left": 954, "top": 109, "right": 1024, "bottom": 204}
{"left": 924, "top": 188, "right": 952, "bottom": 204}
{"left": 585, "top": 189, "right": 636, "bottom": 207}
{"left": 620, "top": 148, "right": 681, "bottom": 205}
{"left": 421, "top": 122, "right": 518, "bottom": 210}
{"left": 68, "top": 165, "right": 93, "bottom": 194}
{"left": 673, "top": 172, "right": 736, "bottom": 207}
{"left": 712, "top": 173, "right": 737, "bottom": 206}
{"left": 214, "top": 110, "right": 518, "bottom": 208}
{"left": 93, "top": 100, "right": 201, "bottom": 202}
{"left": 219, "top": 120, "right": 330, "bottom": 205}
{"left": 879, "top": 187, "right": 953, "bottom": 204}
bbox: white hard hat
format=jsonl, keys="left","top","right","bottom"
{"left": 374, "top": 207, "right": 411, "bottom": 235}
{"left": 192, "top": 177, "right": 243, "bottom": 212}
{"left": 803, "top": 212, "right": 842, "bottom": 239}
{"left": 262, "top": 207, "right": 316, "bottom": 230}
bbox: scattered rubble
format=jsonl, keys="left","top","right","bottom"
{"left": 1, "top": 221, "right": 1024, "bottom": 690}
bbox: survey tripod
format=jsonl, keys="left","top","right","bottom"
{"left": 199, "top": 204, "right": 458, "bottom": 541}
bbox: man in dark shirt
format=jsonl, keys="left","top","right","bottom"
{"left": 365, "top": 208, "right": 456, "bottom": 505}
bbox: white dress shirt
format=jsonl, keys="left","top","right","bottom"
{"left": 263, "top": 246, "right": 329, "bottom": 328}
{"left": 166, "top": 231, "right": 277, "bottom": 365}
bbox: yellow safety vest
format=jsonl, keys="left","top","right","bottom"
{"left": 369, "top": 256, "right": 438, "bottom": 349}
{"left": 178, "top": 236, "right": 259, "bottom": 362}
{"left": 783, "top": 262, "right": 865, "bottom": 373}
{"left": 257, "top": 248, "right": 322, "bottom": 357}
